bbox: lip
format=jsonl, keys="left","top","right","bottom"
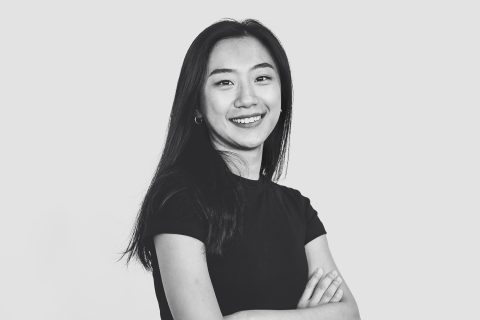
{"left": 229, "top": 112, "right": 266, "bottom": 120}
{"left": 229, "top": 113, "right": 265, "bottom": 128}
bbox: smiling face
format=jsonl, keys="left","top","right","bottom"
{"left": 199, "top": 36, "right": 282, "bottom": 152}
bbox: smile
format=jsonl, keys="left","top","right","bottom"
{"left": 229, "top": 113, "right": 265, "bottom": 128}
{"left": 231, "top": 115, "right": 262, "bottom": 124}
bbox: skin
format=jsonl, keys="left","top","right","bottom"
{"left": 196, "top": 36, "right": 282, "bottom": 180}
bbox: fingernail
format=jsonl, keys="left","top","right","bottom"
{"left": 331, "top": 270, "right": 338, "bottom": 277}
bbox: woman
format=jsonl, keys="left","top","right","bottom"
{"left": 121, "top": 19, "right": 360, "bottom": 320}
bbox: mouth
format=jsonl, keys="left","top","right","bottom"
{"left": 229, "top": 112, "right": 266, "bottom": 124}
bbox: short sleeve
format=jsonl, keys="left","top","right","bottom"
{"left": 303, "top": 195, "right": 327, "bottom": 245}
{"left": 144, "top": 190, "right": 208, "bottom": 243}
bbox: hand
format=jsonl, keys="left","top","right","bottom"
{"left": 297, "top": 268, "right": 344, "bottom": 308}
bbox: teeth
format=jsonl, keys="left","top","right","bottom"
{"left": 231, "top": 115, "right": 261, "bottom": 124}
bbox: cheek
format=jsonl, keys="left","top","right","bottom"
{"left": 203, "top": 90, "right": 232, "bottom": 117}
{"left": 261, "top": 84, "right": 282, "bottom": 109}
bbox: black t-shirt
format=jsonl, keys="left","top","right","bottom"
{"left": 145, "top": 171, "right": 327, "bottom": 319}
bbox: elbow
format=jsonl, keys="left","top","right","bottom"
{"left": 348, "top": 302, "right": 361, "bottom": 320}
{"left": 337, "top": 300, "right": 360, "bottom": 320}
{"left": 351, "top": 308, "right": 361, "bottom": 320}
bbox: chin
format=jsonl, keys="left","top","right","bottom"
{"left": 237, "top": 141, "right": 264, "bottom": 150}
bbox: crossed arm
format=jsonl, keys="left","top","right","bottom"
{"left": 153, "top": 234, "right": 360, "bottom": 320}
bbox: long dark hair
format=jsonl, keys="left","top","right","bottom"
{"left": 120, "top": 18, "right": 293, "bottom": 270}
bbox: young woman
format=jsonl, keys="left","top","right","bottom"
{"left": 122, "top": 19, "right": 361, "bottom": 320}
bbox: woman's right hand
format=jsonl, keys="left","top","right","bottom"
{"left": 297, "top": 268, "right": 344, "bottom": 309}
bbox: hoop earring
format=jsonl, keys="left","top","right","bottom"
{"left": 194, "top": 115, "right": 203, "bottom": 125}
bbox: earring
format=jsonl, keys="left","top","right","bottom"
{"left": 194, "top": 115, "right": 203, "bottom": 125}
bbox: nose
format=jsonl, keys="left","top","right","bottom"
{"left": 234, "top": 82, "right": 258, "bottom": 108}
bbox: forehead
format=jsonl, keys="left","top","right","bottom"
{"left": 207, "top": 36, "right": 276, "bottom": 70}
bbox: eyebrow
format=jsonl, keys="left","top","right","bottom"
{"left": 208, "top": 62, "right": 275, "bottom": 77}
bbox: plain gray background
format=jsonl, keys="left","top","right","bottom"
{"left": 1, "top": 1, "right": 479, "bottom": 319}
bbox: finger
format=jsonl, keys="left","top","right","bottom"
{"left": 297, "top": 268, "right": 323, "bottom": 308}
{"left": 308, "top": 270, "right": 338, "bottom": 307}
{"left": 319, "top": 276, "right": 343, "bottom": 304}
{"left": 330, "top": 288, "right": 343, "bottom": 303}
{"left": 297, "top": 268, "right": 324, "bottom": 308}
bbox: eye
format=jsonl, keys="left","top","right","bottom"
{"left": 215, "top": 80, "right": 234, "bottom": 87}
{"left": 255, "top": 75, "right": 272, "bottom": 82}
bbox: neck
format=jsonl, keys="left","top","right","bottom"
{"left": 214, "top": 143, "right": 263, "bottom": 181}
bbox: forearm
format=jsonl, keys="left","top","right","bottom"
{"left": 235, "top": 302, "right": 360, "bottom": 320}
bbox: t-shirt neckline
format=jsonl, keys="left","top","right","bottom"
{"left": 228, "top": 170, "right": 268, "bottom": 188}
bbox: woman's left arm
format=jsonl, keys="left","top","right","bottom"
{"left": 303, "top": 234, "right": 361, "bottom": 318}
{"left": 225, "top": 235, "right": 361, "bottom": 320}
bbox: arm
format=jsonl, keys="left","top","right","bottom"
{"left": 155, "top": 233, "right": 359, "bottom": 320}
{"left": 153, "top": 233, "right": 225, "bottom": 320}
{"left": 231, "top": 235, "right": 361, "bottom": 320}
{"left": 231, "top": 304, "right": 356, "bottom": 320}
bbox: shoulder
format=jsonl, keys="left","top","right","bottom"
{"left": 267, "top": 181, "right": 317, "bottom": 217}
{"left": 148, "top": 167, "right": 205, "bottom": 222}
{"left": 144, "top": 168, "right": 208, "bottom": 243}
{"left": 161, "top": 175, "right": 200, "bottom": 215}
{"left": 158, "top": 166, "right": 195, "bottom": 192}
{"left": 149, "top": 167, "right": 199, "bottom": 208}
{"left": 269, "top": 180, "right": 312, "bottom": 204}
